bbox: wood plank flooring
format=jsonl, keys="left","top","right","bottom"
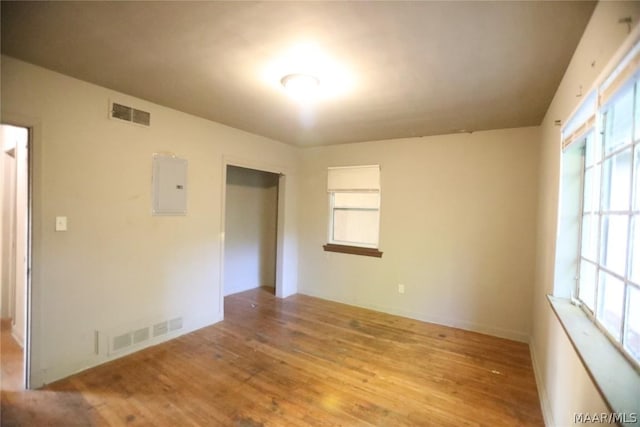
{"left": 1, "top": 288, "right": 543, "bottom": 426}
{"left": 0, "top": 319, "right": 23, "bottom": 393}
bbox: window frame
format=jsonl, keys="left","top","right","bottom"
{"left": 323, "top": 165, "right": 383, "bottom": 258}
{"left": 553, "top": 29, "right": 640, "bottom": 418}
{"left": 575, "top": 137, "right": 640, "bottom": 371}
{"left": 569, "top": 51, "right": 640, "bottom": 371}
{"left": 327, "top": 190, "right": 380, "bottom": 249}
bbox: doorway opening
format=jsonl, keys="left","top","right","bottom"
{"left": 1, "top": 124, "right": 30, "bottom": 391}
{"left": 223, "top": 165, "right": 279, "bottom": 297}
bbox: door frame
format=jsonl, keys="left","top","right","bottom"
{"left": 3, "top": 148, "right": 17, "bottom": 324}
{"left": 219, "top": 156, "right": 289, "bottom": 317}
{"left": 2, "top": 117, "right": 36, "bottom": 389}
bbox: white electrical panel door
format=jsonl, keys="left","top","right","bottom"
{"left": 152, "top": 155, "right": 187, "bottom": 215}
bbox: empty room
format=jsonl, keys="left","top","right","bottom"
{"left": 1, "top": 1, "right": 639, "bottom": 426}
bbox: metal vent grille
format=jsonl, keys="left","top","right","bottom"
{"left": 111, "top": 103, "right": 132, "bottom": 121}
{"left": 132, "top": 109, "right": 151, "bottom": 126}
{"left": 110, "top": 101, "right": 150, "bottom": 127}
{"left": 112, "top": 333, "right": 132, "bottom": 352}
{"left": 133, "top": 327, "right": 150, "bottom": 344}
{"left": 153, "top": 321, "right": 168, "bottom": 337}
{"left": 168, "top": 317, "right": 183, "bottom": 331}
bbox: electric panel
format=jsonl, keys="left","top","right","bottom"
{"left": 152, "top": 154, "right": 187, "bottom": 215}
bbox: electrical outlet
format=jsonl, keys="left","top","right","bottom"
{"left": 398, "top": 284, "right": 405, "bottom": 294}
{"left": 55, "top": 216, "right": 67, "bottom": 231}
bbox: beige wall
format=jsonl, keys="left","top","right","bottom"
{"left": 224, "top": 166, "right": 279, "bottom": 296}
{"left": 4, "top": 5, "right": 640, "bottom": 417}
{"left": 531, "top": 2, "right": 640, "bottom": 425}
{"left": 1, "top": 56, "right": 299, "bottom": 386}
{"left": 298, "top": 127, "right": 540, "bottom": 342}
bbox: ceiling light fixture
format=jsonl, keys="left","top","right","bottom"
{"left": 280, "top": 73, "right": 320, "bottom": 101}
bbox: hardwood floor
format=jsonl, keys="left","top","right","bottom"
{"left": 1, "top": 288, "right": 543, "bottom": 426}
{"left": 1, "top": 319, "right": 23, "bottom": 392}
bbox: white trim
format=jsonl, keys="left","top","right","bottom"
{"left": 219, "top": 155, "right": 291, "bottom": 312}
{"left": 562, "top": 24, "right": 640, "bottom": 142}
{"left": 1, "top": 113, "right": 36, "bottom": 389}
{"left": 562, "top": 92, "right": 596, "bottom": 149}
{"left": 529, "top": 336, "right": 555, "bottom": 427}
{"left": 565, "top": 36, "right": 640, "bottom": 369}
{"left": 548, "top": 296, "right": 640, "bottom": 420}
{"left": 299, "top": 288, "right": 530, "bottom": 342}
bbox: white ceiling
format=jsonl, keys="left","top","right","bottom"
{"left": 1, "top": 1, "right": 596, "bottom": 146}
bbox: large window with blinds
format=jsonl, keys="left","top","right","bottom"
{"left": 563, "top": 41, "right": 640, "bottom": 367}
{"left": 323, "top": 165, "right": 383, "bottom": 257}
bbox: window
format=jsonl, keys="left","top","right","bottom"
{"left": 565, "top": 41, "right": 640, "bottom": 368}
{"left": 323, "top": 165, "right": 382, "bottom": 257}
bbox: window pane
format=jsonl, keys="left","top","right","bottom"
{"left": 601, "top": 148, "right": 632, "bottom": 211}
{"left": 594, "top": 133, "right": 603, "bottom": 165}
{"left": 333, "top": 192, "right": 379, "bottom": 209}
{"left": 581, "top": 214, "right": 599, "bottom": 261}
{"left": 597, "top": 271, "right": 624, "bottom": 340}
{"left": 635, "top": 144, "right": 640, "bottom": 211}
{"left": 631, "top": 215, "right": 640, "bottom": 284}
{"left": 600, "top": 214, "right": 629, "bottom": 276}
{"left": 584, "top": 131, "right": 596, "bottom": 167}
{"left": 625, "top": 285, "right": 640, "bottom": 362}
{"left": 583, "top": 167, "right": 593, "bottom": 212}
{"left": 579, "top": 260, "right": 597, "bottom": 311}
{"left": 592, "top": 164, "right": 600, "bottom": 211}
{"left": 582, "top": 165, "right": 600, "bottom": 213}
{"left": 603, "top": 87, "right": 633, "bottom": 154}
{"left": 635, "top": 82, "right": 640, "bottom": 142}
{"left": 333, "top": 209, "right": 379, "bottom": 246}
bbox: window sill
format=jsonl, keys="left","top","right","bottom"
{"left": 323, "top": 244, "right": 383, "bottom": 258}
{"left": 547, "top": 295, "right": 640, "bottom": 423}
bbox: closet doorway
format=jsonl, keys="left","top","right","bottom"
{"left": 223, "top": 165, "right": 279, "bottom": 297}
{"left": 1, "top": 124, "right": 30, "bottom": 390}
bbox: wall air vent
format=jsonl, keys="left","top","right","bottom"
{"left": 133, "top": 327, "right": 150, "bottom": 344}
{"left": 109, "top": 101, "right": 151, "bottom": 127}
{"left": 168, "top": 317, "right": 183, "bottom": 331}
{"left": 153, "top": 321, "right": 168, "bottom": 337}
{"left": 112, "top": 332, "right": 132, "bottom": 352}
{"left": 106, "top": 315, "right": 185, "bottom": 355}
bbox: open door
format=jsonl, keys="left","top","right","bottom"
{"left": 1, "top": 124, "right": 30, "bottom": 390}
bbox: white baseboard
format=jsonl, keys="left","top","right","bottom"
{"left": 529, "top": 336, "right": 555, "bottom": 427}
{"left": 298, "top": 289, "right": 529, "bottom": 342}
{"left": 33, "top": 311, "right": 223, "bottom": 387}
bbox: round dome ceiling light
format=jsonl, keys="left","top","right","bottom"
{"left": 280, "top": 73, "right": 320, "bottom": 100}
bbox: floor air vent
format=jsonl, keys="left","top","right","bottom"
{"left": 110, "top": 101, "right": 151, "bottom": 126}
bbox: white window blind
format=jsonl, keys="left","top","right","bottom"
{"left": 600, "top": 41, "right": 640, "bottom": 107}
{"left": 562, "top": 91, "right": 597, "bottom": 150}
{"left": 562, "top": 41, "right": 640, "bottom": 152}
{"left": 327, "top": 165, "right": 380, "bottom": 192}
{"left": 327, "top": 165, "right": 381, "bottom": 249}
